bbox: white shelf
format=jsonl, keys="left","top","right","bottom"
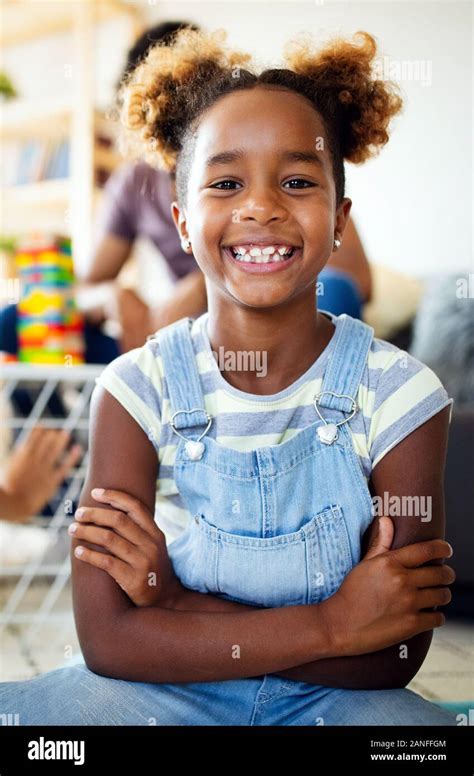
{"left": 0, "top": 97, "right": 72, "bottom": 138}
{"left": 2, "top": 0, "right": 143, "bottom": 268}
{"left": 3, "top": 178, "right": 71, "bottom": 207}
{"left": 1, "top": 0, "right": 142, "bottom": 48}
{"left": 0, "top": 363, "right": 104, "bottom": 380}
{"left": 1, "top": 100, "right": 121, "bottom": 141}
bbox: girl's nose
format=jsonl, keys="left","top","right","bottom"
{"left": 237, "top": 187, "right": 287, "bottom": 222}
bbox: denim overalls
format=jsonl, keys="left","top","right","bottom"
{"left": 0, "top": 312, "right": 457, "bottom": 726}
{"left": 160, "top": 313, "right": 374, "bottom": 610}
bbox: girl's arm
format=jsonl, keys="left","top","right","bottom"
{"left": 162, "top": 406, "right": 453, "bottom": 690}
{"left": 72, "top": 386, "right": 338, "bottom": 682}
{"left": 273, "top": 405, "right": 452, "bottom": 688}
{"left": 72, "top": 388, "right": 450, "bottom": 683}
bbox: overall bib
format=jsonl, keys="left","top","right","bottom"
{"left": 0, "top": 313, "right": 457, "bottom": 726}
{"left": 161, "top": 313, "right": 374, "bottom": 610}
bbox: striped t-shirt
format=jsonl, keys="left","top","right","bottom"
{"left": 95, "top": 311, "right": 453, "bottom": 544}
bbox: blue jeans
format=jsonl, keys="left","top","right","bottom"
{"left": 319, "top": 267, "right": 362, "bottom": 319}
{"left": 0, "top": 653, "right": 456, "bottom": 725}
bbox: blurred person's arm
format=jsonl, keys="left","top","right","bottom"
{"left": 75, "top": 163, "right": 136, "bottom": 315}
{"left": 148, "top": 268, "right": 207, "bottom": 330}
{"left": 76, "top": 164, "right": 207, "bottom": 346}
{"left": 79, "top": 234, "right": 133, "bottom": 285}
{"left": 114, "top": 270, "right": 207, "bottom": 353}
{"left": 0, "top": 428, "right": 82, "bottom": 522}
{"left": 327, "top": 217, "right": 372, "bottom": 304}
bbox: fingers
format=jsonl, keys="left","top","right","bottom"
{"left": 90, "top": 488, "right": 158, "bottom": 539}
{"left": 417, "top": 586, "right": 452, "bottom": 609}
{"left": 17, "top": 425, "right": 50, "bottom": 462}
{"left": 70, "top": 523, "right": 140, "bottom": 564}
{"left": 392, "top": 539, "right": 453, "bottom": 569}
{"left": 363, "top": 516, "right": 394, "bottom": 560}
{"left": 73, "top": 543, "right": 132, "bottom": 591}
{"left": 55, "top": 443, "right": 83, "bottom": 481}
{"left": 412, "top": 564, "right": 456, "bottom": 588}
{"left": 34, "top": 429, "right": 66, "bottom": 463}
{"left": 21, "top": 425, "right": 47, "bottom": 457}
{"left": 414, "top": 611, "right": 446, "bottom": 634}
{"left": 44, "top": 429, "right": 72, "bottom": 466}
{"left": 73, "top": 506, "right": 151, "bottom": 548}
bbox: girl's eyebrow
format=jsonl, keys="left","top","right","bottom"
{"left": 205, "top": 149, "right": 325, "bottom": 169}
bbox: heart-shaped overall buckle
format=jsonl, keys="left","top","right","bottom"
{"left": 169, "top": 408, "right": 213, "bottom": 461}
{"left": 313, "top": 391, "right": 358, "bottom": 445}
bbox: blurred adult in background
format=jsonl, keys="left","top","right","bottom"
{"left": 0, "top": 20, "right": 372, "bottom": 363}
{"left": 79, "top": 20, "right": 206, "bottom": 356}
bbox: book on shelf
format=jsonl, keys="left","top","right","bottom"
{"left": 4, "top": 138, "right": 71, "bottom": 186}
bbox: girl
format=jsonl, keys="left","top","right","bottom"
{"left": 0, "top": 28, "right": 457, "bottom": 726}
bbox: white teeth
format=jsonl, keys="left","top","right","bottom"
{"left": 227, "top": 245, "right": 296, "bottom": 264}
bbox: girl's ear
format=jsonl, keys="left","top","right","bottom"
{"left": 334, "top": 197, "right": 352, "bottom": 242}
{"left": 170, "top": 201, "right": 189, "bottom": 243}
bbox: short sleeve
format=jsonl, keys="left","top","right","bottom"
{"left": 367, "top": 348, "right": 454, "bottom": 468}
{"left": 94, "top": 340, "right": 163, "bottom": 452}
{"left": 94, "top": 164, "right": 137, "bottom": 244}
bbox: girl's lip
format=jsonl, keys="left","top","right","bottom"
{"left": 222, "top": 246, "right": 302, "bottom": 273}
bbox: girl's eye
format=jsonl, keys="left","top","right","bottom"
{"left": 209, "top": 178, "right": 317, "bottom": 191}
{"left": 210, "top": 180, "right": 241, "bottom": 190}
{"left": 283, "top": 179, "right": 317, "bottom": 189}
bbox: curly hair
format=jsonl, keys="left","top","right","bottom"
{"left": 116, "top": 27, "right": 403, "bottom": 208}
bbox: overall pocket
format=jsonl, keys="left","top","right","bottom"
{"left": 167, "top": 512, "right": 219, "bottom": 596}
{"left": 169, "top": 506, "right": 353, "bottom": 608}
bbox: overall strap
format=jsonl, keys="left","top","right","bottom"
{"left": 155, "top": 318, "right": 209, "bottom": 431}
{"left": 317, "top": 313, "right": 374, "bottom": 413}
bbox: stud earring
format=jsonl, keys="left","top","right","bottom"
{"left": 181, "top": 238, "right": 191, "bottom": 251}
{"left": 333, "top": 237, "right": 342, "bottom": 250}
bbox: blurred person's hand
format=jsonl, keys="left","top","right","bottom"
{"left": 115, "top": 287, "right": 152, "bottom": 352}
{"left": 83, "top": 305, "right": 107, "bottom": 327}
{"left": 0, "top": 427, "right": 82, "bottom": 523}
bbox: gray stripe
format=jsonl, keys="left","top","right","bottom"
{"left": 370, "top": 389, "right": 450, "bottom": 464}
{"left": 372, "top": 354, "right": 426, "bottom": 412}
{"left": 105, "top": 352, "right": 162, "bottom": 417}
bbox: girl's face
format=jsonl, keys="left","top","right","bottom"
{"left": 172, "top": 85, "right": 351, "bottom": 310}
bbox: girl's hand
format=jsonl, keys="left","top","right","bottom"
{"left": 323, "top": 516, "right": 456, "bottom": 656}
{"left": 69, "top": 488, "right": 183, "bottom": 608}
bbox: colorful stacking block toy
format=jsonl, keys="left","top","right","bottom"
{"left": 15, "top": 233, "right": 84, "bottom": 364}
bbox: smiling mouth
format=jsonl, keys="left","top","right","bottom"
{"left": 222, "top": 245, "right": 299, "bottom": 264}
